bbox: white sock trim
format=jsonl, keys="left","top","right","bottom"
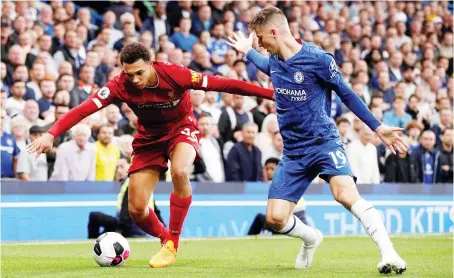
{"left": 278, "top": 215, "right": 296, "bottom": 234}
{"left": 351, "top": 198, "right": 373, "bottom": 220}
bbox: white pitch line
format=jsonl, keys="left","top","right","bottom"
{"left": 0, "top": 200, "right": 452, "bottom": 208}
{"left": 1, "top": 233, "right": 451, "bottom": 246}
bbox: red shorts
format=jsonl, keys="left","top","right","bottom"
{"left": 128, "top": 124, "right": 201, "bottom": 173}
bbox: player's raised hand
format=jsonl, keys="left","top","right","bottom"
{"left": 374, "top": 124, "right": 409, "bottom": 155}
{"left": 26, "top": 133, "right": 55, "bottom": 159}
{"left": 227, "top": 31, "right": 254, "bottom": 54}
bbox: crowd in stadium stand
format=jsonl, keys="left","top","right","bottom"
{"left": 0, "top": 0, "right": 453, "bottom": 185}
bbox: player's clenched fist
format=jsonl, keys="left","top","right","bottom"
{"left": 26, "top": 133, "right": 54, "bottom": 159}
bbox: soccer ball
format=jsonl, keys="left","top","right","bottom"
{"left": 93, "top": 232, "right": 131, "bottom": 267}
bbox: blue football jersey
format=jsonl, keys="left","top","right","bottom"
{"left": 268, "top": 43, "right": 345, "bottom": 156}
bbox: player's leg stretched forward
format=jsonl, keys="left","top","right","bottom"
{"left": 329, "top": 175, "right": 407, "bottom": 274}
{"left": 266, "top": 198, "right": 323, "bottom": 269}
{"left": 128, "top": 167, "right": 169, "bottom": 243}
{"left": 149, "top": 142, "right": 195, "bottom": 268}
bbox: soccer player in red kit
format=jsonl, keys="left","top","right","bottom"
{"left": 27, "top": 42, "right": 274, "bottom": 268}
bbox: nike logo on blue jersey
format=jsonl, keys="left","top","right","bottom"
{"left": 336, "top": 165, "right": 347, "bottom": 169}
{"left": 270, "top": 70, "right": 277, "bottom": 73}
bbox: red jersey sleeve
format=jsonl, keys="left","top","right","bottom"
{"left": 47, "top": 81, "right": 119, "bottom": 137}
{"left": 168, "top": 64, "right": 275, "bottom": 100}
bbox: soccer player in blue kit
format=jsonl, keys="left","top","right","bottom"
{"left": 228, "top": 7, "right": 407, "bottom": 275}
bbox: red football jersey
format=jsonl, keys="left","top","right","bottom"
{"left": 47, "top": 61, "right": 274, "bottom": 139}
{"left": 92, "top": 62, "right": 205, "bottom": 135}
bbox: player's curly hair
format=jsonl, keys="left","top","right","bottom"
{"left": 120, "top": 42, "right": 151, "bottom": 64}
{"left": 248, "top": 7, "right": 286, "bottom": 31}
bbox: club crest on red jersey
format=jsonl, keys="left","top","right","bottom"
{"left": 97, "top": 87, "right": 110, "bottom": 99}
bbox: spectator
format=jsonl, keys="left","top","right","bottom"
{"left": 384, "top": 151, "right": 420, "bottom": 183}
{"left": 336, "top": 116, "right": 352, "bottom": 148}
{"left": 50, "top": 123, "right": 96, "bottom": 181}
{"left": 346, "top": 126, "right": 380, "bottom": 184}
{"left": 263, "top": 157, "right": 279, "bottom": 182}
{"left": 105, "top": 104, "right": 124, "bottom": 137}
{"left": 101, "top": 11, "right": 123, "bottom": 45}
{"left": 188, "top": 44, "right": 213, "bottom": 74}
{"left": 388, "top": 52, "right": 403, "bottom": 82}
{"left": 118, "top": 102, "right": 137, "bottom": 136}
{"left": 1, "top": 110, "right": 20, "bottom": 178}
{"left": 77, "top": 64, "right": 96, "bottom": 95}
{"left": 218, "top": 94, "right": 253, "bottom": 144}
{"left": 401, "top": 66, "right": 417, "bottom": 99}
{"left": 411, "top": 130, "right": 442, "bottom": 184}
{"left": 37, "top": 79, "right": 56, "bottom": 122}
{"left": 406, "top": 94, "right": 421, "bottom": 120}
{"left": 375, "top": 71, "right": 395, "bottom": 104}
{"left": 169, "top": 18, "right": 198, "bottom": 52}
{"left": 0, "top": 89, "right": 11, "bottom": 132}
{"left": 256, "top": 113, "right": 278, "bottom": 152}
{"left": 18, "top": 100, "right": 45, "bottom": 128}
{"left": 198, "top": 114, "right": 225, "bottom": 182}
{"left": 383, "top": 96, "right": 412, "bottom": 129}
{"left": 191, "top": 5, "right": 213, "bottom": 37}
{"left": 190, "top": 89, "right": 210, "bottom": 119}
{"left": 168, "top": 48, "right": 183, "bottom": 66}
{"left": 95, "top": 125, "right": 120, "bottom": 181}
{"left": 207, "top": 22, "right": 230, "bottom": 68}
{"left": 87, "top": 27, "right": 114, "bottom": 49}
{"left": 84, "top": 51, "right": 109, "bottom": 87}
{"left": 27, "top": 61, "right": 46, "bottom": 100}
{"left": 260, "top": 130, "right": 283, "bottom": 166}
{"left": 12, "top": 65, "right": 35, "bottom": 100}
{"left": 16, "top": 125, "right": 48, "bottom": 181}
{"left": 226, "top": 122, "right": 262, "bottom": 182}
{"left": 140, "top": 2, "right": 171, "bottom": 44}
{"left": 406, "top": 120, "right": 425, "bottom": 153}
{"left": 438, "top": 128, "right": 453, "bottom": 183}
{"left": 216, "top": 49, "right": 237, "bottom": 76}
{"left": 439, "top": 32, "right": 453, "bottom": 59}
{"left": 113, "top": 22, "right": 137, "bottom": 52}
{"left": 53, "top": 30, "right": 85, "bottom": 72}
{"left": 431, "top": 108, "right": 453, "bottom": 140}
{"left": 166, "top": 0, "right": 193, "bottom": 31}
{"left": 116, "top": 134, "right": 133, "bottom": 161}
{"left": 5, "top": 80, "right": 26, "bottom": 117}
{"left": 44, "top": 104, "right": 70, "bottom": 178}
{"left": 251, "top": 98, "right": 271, "bottom": 132}
{"left": 200, "top": 91, "right": 222, "bottom": 123}
{"left": 53, "top": 90, "right": 70, "bottom": 107}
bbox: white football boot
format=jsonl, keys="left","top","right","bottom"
{"left": 377, "top": 249, "right": 407, "bottom": 275}
{"left": 295, "top": 229, "right": 323, "bottom": 269}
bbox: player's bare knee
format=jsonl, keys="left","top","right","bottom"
{"left": 333, "top": 190, "right": 356, "bottom": 208}
{"left": 266, "top": 211, "right": 287, "bottom": 228}
{"left": 128, "top": 201, "right": 146, "bottom": 221}
{"left": 170, "top": 167, "right": 189, "bottom": 183}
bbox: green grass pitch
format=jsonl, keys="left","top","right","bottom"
{"left": 1, "top": 234, "right": 452, "bottom": 278}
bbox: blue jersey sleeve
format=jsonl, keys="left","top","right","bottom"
{"left": 316, "top": 53, "right": 381, "bottom": 131}
{"left": 246, "top": 49, "right": 270, "bottom": 76}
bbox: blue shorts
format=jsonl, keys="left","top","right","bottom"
{"left": 269, "top": 144, "right": 355, "bottom": 203}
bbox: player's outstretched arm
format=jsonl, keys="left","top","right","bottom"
{"left": 203, "top": 74, "right": 274, "bottom": 100}
{"left": 227, "top": 31, "right": 270, "bottom": 75}
{"left": 316, "top": 53, "right": 408, "bottom": 154}
{"left": 172, "top": 64, "right": 275, "bottom": 100}
{"left": 26, "top": 88, "right": 112, "bottom": 158}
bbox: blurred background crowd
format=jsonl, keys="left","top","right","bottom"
{"left": 1, "top": 0, "right": 453, "bottom": 185}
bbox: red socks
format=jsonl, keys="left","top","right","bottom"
{"left": 168, "top": 193, "right": 192, "bottom": 249}
{"left": 135, "top": 207, "right": 168, "bottom": 243}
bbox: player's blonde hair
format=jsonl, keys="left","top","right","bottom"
{"left": 248, "top": 7, "right": 287, "bottom": 31}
